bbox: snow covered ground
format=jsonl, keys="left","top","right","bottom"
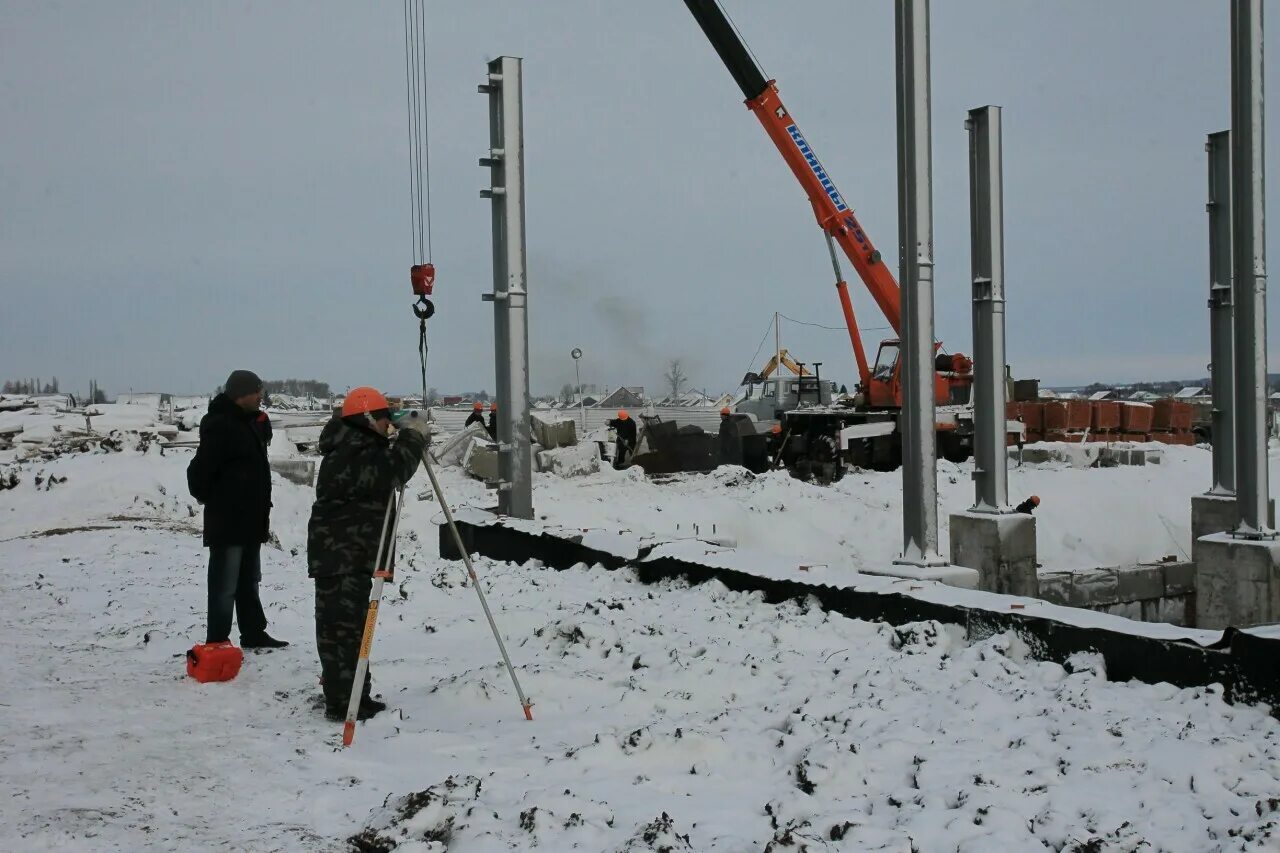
{"left": 2, "top": 406, "right": 1279, "bottom": 850}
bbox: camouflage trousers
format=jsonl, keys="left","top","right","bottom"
{"left": 314, "top": 573, "right": 373, "bottom": 713}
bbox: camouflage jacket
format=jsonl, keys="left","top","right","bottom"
{"left": 306, "top": 417, "right": 426, "bottom": 578}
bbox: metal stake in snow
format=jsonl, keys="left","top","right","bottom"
{"left": 422, "top": 449, "right": 534, "bottom": 721}
{"left": 342, "top": 484, "right": 408, "bottom": 747}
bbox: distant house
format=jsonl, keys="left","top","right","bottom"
{"left": 1174, "top": 386, "right": 1209, "bottom": 400}
{"left": 1087, "top": 390, "right": 1115, "bottom": 401}
{"left": 596, "top": 387, "right": 644, "bottom": 410}
{"left": 1129, "top": 391, "right": 1163, "bottom": 402}
{"left": 441, "top": 395, "right": 464, "bottom": 406}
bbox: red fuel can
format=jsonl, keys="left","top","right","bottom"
{"left": 186, "top": 641, "right": 243, "bottom": 683}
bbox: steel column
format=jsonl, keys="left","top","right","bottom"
{"left": 1229, "top": 1, "right": 1270, "bottom": 537}
{"left": 1207, "top": 131, "right": 1236, "bottom": 496}
{"left": 894, "top": 0, "right": 944, "bottom": 565}
{"left": 479, "top": 56, "right": 533, "bottom": 519}
{"left": 966, "top": 106, "right": 1009, "bottom": 513}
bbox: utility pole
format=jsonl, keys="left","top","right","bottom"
{"left": 479, "top": 56, "right": 533, "bottom": 519}
{"left": 894, "top": 0, "right": 945, "bottom": 566}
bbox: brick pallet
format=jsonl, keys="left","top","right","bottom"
{"left": 1120, "top": 402, "right": 1154, "bottom": 433}
{"left": 1090, "top": 400, "right": 1121, "bottom": 432}
{"left": 1152, "top": 399, "right": 1194, "bottom": 432}
{"left": 1044, "top": 400, "right": 1090, "bottom": 431}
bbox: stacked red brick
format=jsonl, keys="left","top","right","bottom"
{"left": 1119, "top": 402, "right": 1154, "bottom": 442}
{"left": 1005, "top": 401, "right": 1045, "bottom": 445}
{"left": 1089, "top": 400, "right": 1121, "bottom": 438}
{"left": 1042, "top": 400, "right": 1091, "bottom": 443}
{"left": 1150, "top": 399, "right": 1195, "bottom": 445}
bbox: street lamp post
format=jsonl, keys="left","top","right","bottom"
{"left": 571, "top": 348, "right": 585, "bottom": 436}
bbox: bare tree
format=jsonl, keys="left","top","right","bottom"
{"left": 664, "top": 359, "right": 688, "bottom": 399}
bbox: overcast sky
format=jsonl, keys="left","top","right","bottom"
{"left": 3, "top": 1, "right": 1279, "bottom": 399}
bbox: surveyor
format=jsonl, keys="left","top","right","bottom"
{"left": 487, "top": 401, "right": 498, "bottom": 440}
{"left": 1015, "top": 495, "right": 1041, "bottom": 514}
{"left": 186, "top": 369, "right": 288, "bottom": 649}
{"left": 609, "top": 409, "right": 637, "bottom": 468}
{"left": 464, "top": 400, "right": 485, "bottom": 430}
{"left": 307, "top": 387, "right": 429, "bottom": 721}
{"left": 718, "top": 406, "right": 744, "bottom": 467}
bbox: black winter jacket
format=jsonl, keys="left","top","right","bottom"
{"left": 187, "top": 394, "right": 272, "bottom": 547}
{"left": 307, "top": 417, "right": 426, "bottom": 578}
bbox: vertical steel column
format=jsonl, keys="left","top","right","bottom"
{"left": 966, "top": 105, "right": 1009, "bottom": 513}
{"left": 1207, "top": 130, "right": 1236, "bottom": 496}
{"left": 894, "top": 0, "right": 944, "bottom": 565}
{"left": 479, "top": 56, "right": 533, "bottom": 519}
{"left": 1229, "top": 1, "right": 1270, "bottom": 537}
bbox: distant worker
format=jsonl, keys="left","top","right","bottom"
{"left": 464, "top": 401, "right": 486, "bottom": 430}
{"left": 307, "top": 387, "right": 428, "bottom": 722}
{"left": 487, "top": 401, "right": 498, "bottom": 441}
{"left": 718, "top": 406, "right": 743, "bottom": 467}
{"left": 1015, "top": 495, "right": 1040, "bottom": 515}
{"left": 186, "top": 369, "right": 288, "bottom": 650}
{"left": 608, "top": 409, "right": 637, "bottom": 468}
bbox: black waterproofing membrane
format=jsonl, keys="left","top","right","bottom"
{"left": 440, "top": 519, "right": 1280, "bottom": 717}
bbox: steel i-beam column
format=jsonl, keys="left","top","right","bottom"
{"left": 966, "top": 105, "right": 1009, "bottom": 514}
{"left": 480, "top": 56, "right": 533, "bottom": 519}
{"left": 894, "top": 0, "right": 944, "bottom": 565}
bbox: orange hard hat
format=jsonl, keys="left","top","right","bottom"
{"left": 1030, "top": 495, "right": 1041, "bottom": 507}
{"left": 771, "top": 424, "right": 782, "bottom": 434}
{"left": 343, "top": 386, "right": 390, "bottom": 417}
{"left": 473, "top": 401, "right": 483, "bottom": 410}
{"left": 489, "top": 402, "right": 498, "bottom": 411}
{"left": 720, "top": 407, "right": 731, "bottom": 416}
{"left": 617, "top": 410, "right": 629, "bottom": 420}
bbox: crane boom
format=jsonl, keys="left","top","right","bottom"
{"left": 684, "top": 0, "right": 902, "bottom": 339}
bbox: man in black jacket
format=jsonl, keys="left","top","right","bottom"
{"left": 186, "top": 370, "right": 288, "bottom": 649}
{"left": 308, "top": 386, "right": 427, "bottom": 721}
{"left": 608, "top": 410, "right": 637, "bottom": 469}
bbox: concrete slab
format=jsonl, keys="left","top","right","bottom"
{"left": 948, "top": 511, "right": 1037, "bottom": 596}
{"left": 1195, "top": 532, "right": 1280, "bottom": 628}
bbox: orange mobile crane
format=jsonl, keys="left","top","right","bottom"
{"left": 685, "top": 0, "right": 976, "bottom": 481}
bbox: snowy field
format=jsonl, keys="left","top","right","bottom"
{"left": 1, "top": 404, "right": 1278, "bottom": 850}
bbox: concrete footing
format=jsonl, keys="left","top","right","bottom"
{"left": 948, "top": 511, "right": 1037, "bottom": 596}
{"left": 1195, "top": 533, "right": 1280, "bottom": 628}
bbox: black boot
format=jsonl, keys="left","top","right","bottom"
{"left": 324, "top": 697, "right": 387, "bottom": 723}
{"left": 241, "top": 631, "right": 289, "bottom": 649}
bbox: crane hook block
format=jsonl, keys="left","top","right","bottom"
{"left": 411, "top": 263, "right": 436, "bottom": 297}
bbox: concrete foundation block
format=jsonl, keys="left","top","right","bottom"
{"left": 270, "top": 459, "right": 315, "bottom": 487}
{"left": 1192, "top": 493, "right": 1240, "bottom": 543}
{"left": 1067, "top": 567, "right": 1119, "bottom": 607}
{"left": 1162, "top": 561, "right": 1197, "bottom": 596}
{"left": 463, "top": 439, "right": 499, "bottom": 482}
{"left": 1116, "top": 564, "right": 1164, "bottom": 601}
{"left": 948, "top": 511, "right": 1037, "bottom": 597}
{"left": 1195, "top": 533, "right": 1280, "bottom": 628}
{"left": 1036, "top": 571, "right": 1072, "bottom": 606}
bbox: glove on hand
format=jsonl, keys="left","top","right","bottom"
{"left": 396, "top": 409, "right": 431, "bottom": 436}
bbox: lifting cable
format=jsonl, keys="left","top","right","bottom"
{"left": 404, "top": 0, "right": 435, "bottom": 406}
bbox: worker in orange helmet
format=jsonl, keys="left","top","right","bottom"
{"left": 307, "top": 386, "right": 428, "bottom": 722}
{"left": 486, "top": 401, "right": 498, "bottom": 441}
{"left": 464, "top": 400, "right": 486, "bottom": 430}
{"left": 607, "top": 409, "right": 637, "bottom": 469}
{"left": 718, "top": 405, "right": 743, "bottom": 467}
{"left": 1015, "top": 495, "right": 1041, "bottom": 515}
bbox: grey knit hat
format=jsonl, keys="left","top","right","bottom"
{"left": 224, "top": 370, "right": 263, "bottom": 399}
